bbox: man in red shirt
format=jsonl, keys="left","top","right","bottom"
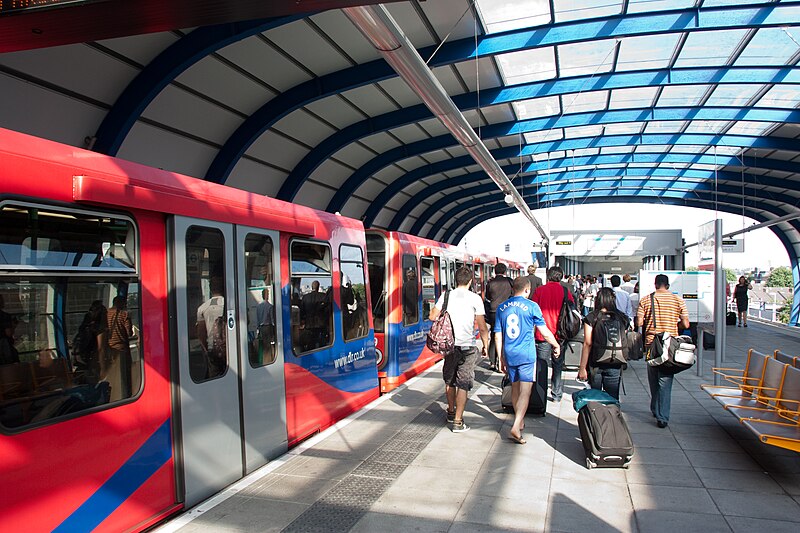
{"left": 532, "top": 266, "right": 575, "bottom": 402}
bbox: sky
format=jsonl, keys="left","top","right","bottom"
{"left": 458, "top": 203, "right": 790, "bottom": 272}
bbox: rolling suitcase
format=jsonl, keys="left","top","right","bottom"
{"left": 562, "top": 328, "right": 584, "bottom": 369}
{"left": 501, "top": 359, "right": 547, "bottom": 416}
{"left": 577, "top": 401, "right": 634, "bottom": 469}
{"left": 726, "top": 311, "right": 737, "bottom": 326}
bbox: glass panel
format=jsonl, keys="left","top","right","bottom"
{"left": 524, "top": 129, "right": 563, "bottom": 144}
{"left": 671, "top": 145, "right": 706, "bottom": 154}
{"left": 571, "top": 147, "right": 600, "bottom": 157}
{"left": 635, "top": 144, "right": 671, "bottom": 153}
{"left": 756, "top": 86, "right": 800, "bottom": 109}
{"left": 684, "top": 120, "right": 730, "bottom": 134}
{"left": 244, "top": 234, "right": 277, "bottom": 368}
{"left": 705, "top": 146, "right": 748, "bottom": 157}
{"left": 726, "top": 121, "right": 775, "bottom": 136}
{"left": 562, "top": 90, "right": 608, "bottom": 114}
{"left": 402, "top": 255, "right": 419, "bottom": 326}
{"left": 495, "top": 47, "right": 557, "bottom": 86}
{"left": 186, "top": 227, "right": 228, "bottom": 382}
{"left": 473, "top": 264, "right": 482, "bottom": 294}
{"left": 706, "top": 84, "right": 764, "bottom": 107}
{"left": 512, "top": 96, "right": 561, "bottom": 120}
{"left": 600, "top": 146, "right": 635, "bottom": 154}
{"left": 340, "top": 245, "right": 369, "bottom": 342}
{"left": 564, "top": 125, "right": 603, "bottom": 139}
{"left": 644, "top": 121, "right": 686, "bottom": 134}
{"left": 421, "top": 257, "right": 437, "bottom": 320}
{"left": 290, "top": 241, "right": 333, "bottom": 354}
{"left": 608, "top": 87, "right": 659, "bottom": 110}
{"left": 656, "top": 85, "right": 711, "bottom": 107}
{"left": 604, "top": 122, "right": 644, "bottom": 135}
{"left": 449, "top": 261, "right": 457, "bottom": 289}
{"left": 673, "top": 29, "right": 749, "bottom": 68}
{"left": 0, "top": 203, "right": 136, "bottom": 271}
{"left": 617, "top": 33, "right": 681, "bottom": 72}
{"left": 475, "top": 0, "right": 551, "bottom": 34}
{"left": 1, "top": 279, "right": 141, "bottom": 430}
{"left": 736, "top": 28, "right": 800, "bottom": 67}
{"left": 366, "top": 234, "right": 386, "bottom": 334}
{"left": 558, "top": 39, "right": 617, "bottom": 78}
{"left": 627, "top": 0, "right": 695, "bottom": 14}
{"left": 554, "top": 0, "right": 623, "bottom": 23}
{"left": 532, "top": 150, "right": 566, "bottom": 162}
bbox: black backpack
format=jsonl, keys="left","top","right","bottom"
{"left": 557, "top": 286, "right": 582, "bottom": 341}
{"left": 592, "top": 311, "right": 629, "bottom": 365}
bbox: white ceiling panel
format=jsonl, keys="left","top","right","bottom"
{"left": 310, "top": 10, "right": 381, "bottom": 64}
{"left": 304, "top": 97, "right": 367, "bottom": 129}
{"left": 496, "top": 135, "right": 522, "bottom": 147}
{"left": 143, "top": 85, "right": 243, "bottom": 144}
{"left": 385, "top": 193, "right": 411, "bottom": 211}
{"left": 361, "top": 131, "right": 402, "bottom": 153}
{"left": 385, "top": 2, "right": 437, "bottom": 49}
{"left": 340, "top": 84, "right": 399, "bottom": 116}
{"left": 480, "top": 103, "right": 516, "bottom": 125}
{"left": 417, "top": 117, "right": 450, "bottom": 137}
{"left": 396, "top": 155, "right": 428, "bottom": 173}
{"left": 419, "top": 149, "right": 452, "bottom": 165}
{"left": 376, "top": 77, "right": 423, "bottom": 108}
{"left": 388, "top": 123, "right": 430, "bottom": 145}
{"left": 341, "top": 197, "right": 370, "bottom": 220}
{"left": 372, "top": 210, "right": 397, "bottom": 230}
{"left": 265, "top": 20, "right": 351, "bottom": 77}
{"left": 332, "top": 142, "right": 377, "bottom": 168}
{"left": 294, "top": 181, "right": 337, "bottom": 210}
{"left": 227, "top": 158, "right": 289, "bottom": 197}
{"left": 310, "top": 158, "right": 354, "bottom": 189}
{"left": 0, "top": 74, "right": 106, "bottom": 148}
{"left": 373, "top": 164, "right": 404, "bottom": 184}
{"left": 97, "top": 31, "right": 179, "bottom": 66}
{"left": 272, "top": 111, "right": 336, "bottom": 146}
{"left": 176, "top": 55, "right": 271, "bottom": 115}
{"left": 445, "top": 145, "right": 469, "bottom": 159}
{"left": 356, "top": 177, "right": 394, "bottom": 200}
{"left": 404, "top": 180, "right": 431, "bottom": 197}
{"left": 0, "top": 43, "right": 137, "bottom": 104}
{"left": 246, "top": 130, "right": 308, "bottom": 170}
{"left": 453, "top": 56, "right": 503, "bottom": 93}
{"left": 432, "top": 64, "right": 468, "bottom": 95}
{"left": 220, "top": 37, "right": 311, "bottom": 92}
{"left": 122, "top": 121, "right": 218, "bottom": 179}
{"left": 772, "top": 124, "right": 800, "bottom": 139}
{"left": 421, "top": 0, "right": 479, "bottom": 41}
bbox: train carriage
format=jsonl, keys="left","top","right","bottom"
{"left": 0, "top": 128, "right": 379, "bottom": 531}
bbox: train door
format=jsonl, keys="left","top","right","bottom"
{"left": 236, "top": 227, "right": 287, "bottom": 473}
{"left": 170, "top": 217, "right": 287, "bottom": 507}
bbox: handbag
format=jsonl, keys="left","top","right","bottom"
{"left": 426, "top": 290, "right": 455, "bottom": 355}
{"left": 625, "top": 330, "right": 644, "bottom": 361}
{"left": 644, "top": 294, "right": 695, "bottom": 372}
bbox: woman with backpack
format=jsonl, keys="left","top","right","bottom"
{"left": 577, "top": 287, "right": 629, "bottom": 400}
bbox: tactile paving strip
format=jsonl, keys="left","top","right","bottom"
{"left": 281, "top": 400, "right": 445, "bottom": 532}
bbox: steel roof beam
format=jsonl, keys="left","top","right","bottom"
{"left": 203, "top": 1, "right": 798, "bottom": 184}
{"left": 281, "top": 66, "right": 800, "bottom": 200}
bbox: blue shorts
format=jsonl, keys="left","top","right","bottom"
{"left": 508, "top": 361, "right": 535, "bottom": 383}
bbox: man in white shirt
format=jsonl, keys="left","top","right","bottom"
{"left": 620, "top": 274, "right": 636, "bottom": 294}
{"left": 610, "top": 275, "right": 634, "bottom": 322}
{"left": 430, "top": 266, "right": 489, "bottom": 433}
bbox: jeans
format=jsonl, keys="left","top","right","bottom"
{"left": 589, "top": 365, "right": 622, "bottom": 400}
{"left": 536, "top": 341, "right": 564, "bottom": 400}
{"left": 486, "top": 312, "right": 498, "bottom": 367}
{"left": 647, "top": 364, "right": 674, "bottom": 424}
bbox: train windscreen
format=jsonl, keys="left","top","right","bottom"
{"left": 366, "top": 234, "right": 386, "bottom": 333}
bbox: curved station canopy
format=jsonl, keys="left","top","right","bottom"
{"left": 1, "top": 0, "right": 800, "bottom": 320}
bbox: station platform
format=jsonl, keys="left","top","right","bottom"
{"left": 158, "top": 322, "right": 800, "bottom": 533}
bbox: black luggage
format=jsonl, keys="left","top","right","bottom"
{"left": 702, "top": 331, "right": 715, "bottom": 350}
{"left": 562, "top": 328, "right": 584, "bottom": 369}
{"left": 577, "top": 401, "right": 634, "bottom": 469}
{"left": 501, "top": 360, "right": 547, "bottom": 416}
{"left": 726, "top": 311, "right": 737, "bottom": 326}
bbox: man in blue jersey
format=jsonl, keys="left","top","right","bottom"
{"left": 495, "top": 276, "right": 560, "bottom": 444}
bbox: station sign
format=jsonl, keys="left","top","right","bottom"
{"left": 639, "top": 270, "right": 714, "bottom": 323}
{"left": 722, "top": 239, "right": 744, "bottom": 253}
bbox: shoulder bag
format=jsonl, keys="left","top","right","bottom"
{"left": 426, "top": 290, "right": 455, "bottom": 355}
{"left": 644, "top": 293, "right": 695, "bottom": 372}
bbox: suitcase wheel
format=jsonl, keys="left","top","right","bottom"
{"left": 585, "top": 457, "right": 596, "bottom": 469}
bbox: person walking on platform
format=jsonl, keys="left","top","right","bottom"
{"left": 620, "top": 274, "right": 636, "bottom": 294}
{"left": 532, "top": 266, "right": 575, "bottom": 403}
{"left": 610, "top": 275, "right": 634, "bottom": 322}
{"left": 578, "top": 288, "right": 628, "bottom": 400}
{"left": 429, "top": 266, "right": 489, "bottom": 433}
{"left": 495, "top": 277, "right": 560, "bottom": 444}
{"left": 524, "top": 263, "right": 543, "bottom": 299}
{"left": 733, "top": 276, "right": 752, "bottom": 327}
{"left": 484, "top": 263, "right": 514, "bottom": 372}
{"left": 637, "top": 274, "right": 689, "bottom": 428}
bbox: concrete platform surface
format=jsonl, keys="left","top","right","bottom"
{"left": 157, "top": 321, "right": 800, "bottom": 532}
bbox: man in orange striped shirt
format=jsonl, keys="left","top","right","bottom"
{"left": 637, "top": 274, "right": 689, "bottom": 428}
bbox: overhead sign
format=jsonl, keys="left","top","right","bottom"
{"left": 639, "top": 270, "right": 714, "bottom": 323}
{"left": 698, "top": 220, "right": 715, "bottom": 265}
{"left": 722, "top": 239, "right": 744, "bottom": 253}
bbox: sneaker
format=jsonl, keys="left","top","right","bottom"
{"left": 656, "top": 420, "right": 669, "bottom": 428}
{"left": 451, "top": 421, "right": 470, "bottom": 433}
{"left": 548, "top": 395, "right": 562, "bottom": 403}
{"left": 446, "top": 409, "right": 456, "bottom": 423}
{"left": 744, "top": 324, "right": 748, "bottom": 327}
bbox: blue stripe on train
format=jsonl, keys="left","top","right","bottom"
{"left": 54, "top": 419, "right": 172, "bottom": 532}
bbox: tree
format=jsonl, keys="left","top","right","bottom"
{"left": 724, "top": 268, "right": 737, "bottom": 282}
{"left": 766, "top": 266, "right": 793, "bottom": 288}
{"left": 778, "top": 295, "right": 793, "bottom": 324}
{"left": 686, "top": 266, "right": 699, "bottom": 272}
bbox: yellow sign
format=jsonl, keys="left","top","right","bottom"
{"left": 556, "top": 240, "right": 571, "bottom": 246}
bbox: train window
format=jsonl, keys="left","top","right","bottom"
{"left": 366, "top": 234, "right": 386, "bottom": 334}
{"left": 450, "top": 261, "right": 457, "bottom": 289}
{"left": 339, "top": 245, "right": 368, "bottom": 342}
{"left": 0, "top": 204, "right": 142, "bottom": 431}
{"left": 420, "top": 257, "right": 437, "bottom": 320}
{"left": 402, "top": 255, "right": 419, "bottom": 326}
{"left": 185, "top": 227, "right": 228, "bottom": 383}
{"left": 290, "top": 241, "right": 333, "bottom": 354}
{"left": 440, "top": 259, "right": 448, "bottom": 294}
{"left": 244, "top": 234, "right": 277, "bottom": 367}
{"left": 0, "top": 203, "right": 136, "bottom": 272}
{"left": 473, "top": 264, "right": 482, "bottom": 294}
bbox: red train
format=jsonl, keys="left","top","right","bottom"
{"left": 0, "top": 128, "right": 524, "bottom": 531}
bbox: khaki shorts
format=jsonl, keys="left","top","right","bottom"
{"left": 442, "top": 346, "right": 479, "bottom": 391}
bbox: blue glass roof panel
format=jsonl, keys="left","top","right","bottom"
{"left": 726, "top": 121, "right": 778, "bottom": 136}
{"left": 616, "top": 33, "right": 681, "bottom": 72}
{"left": 608, "top": 87, "right": 660, "bottom": 109}
{"left": 524, "top": 129, "right": 564, "bottom": 144}
{"left": 553, "top": 0, "right": 623, "bottom": 23}
{"left": 557, "top": 39, "right": 617, "bottom": 77}
{"left": 475, "top": 0, "right": 552, "bottom": 34}
{"left": 604, "top": 122, "right": 645, "bottom": 135}
{"left": 656, "top": 85, "right": 712, "bottom": 107}
{"left": 564, "top": 125, "right": 604, "bottom": 139}
{"left": 512, "top": 95, "right": 561, "bottom": 119}
{"left": 735, "top": 28, "right": 800, "bottom": 67}
{"left": 561, "top": 90, "right": 609, "bottom": 113}
{"left": 705, "top": 84, "right": 766, "bottom": 107}
{"left": 626, "top": 0, "right": 696, "bottom": 14}
{"left": 644, "top": 121, "right": 687, "bottom": 134}
{"left": 756, "top": 86, "right": 800, "bottom": 108}
{"left": 495, "top": 47, "right": 557, "bottom": 85}
{"left": 684, "top": 121, "right": 731, "bottom": 134}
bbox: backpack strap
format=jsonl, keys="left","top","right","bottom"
{"left": 442, "top": 290, "right": 450, "bottom": 313}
